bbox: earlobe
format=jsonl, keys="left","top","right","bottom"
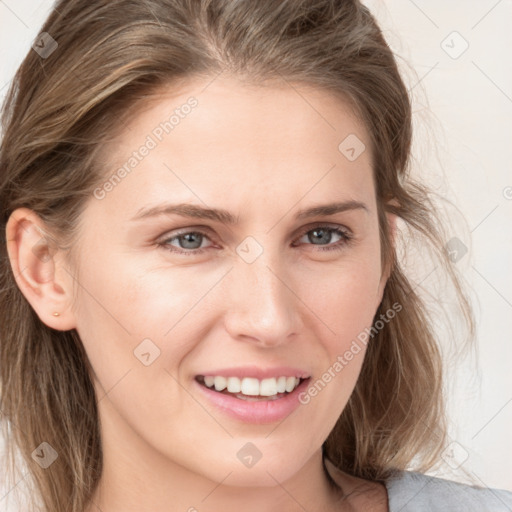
{"left": 5, "top": 208, "right": 76, "bottom": 331}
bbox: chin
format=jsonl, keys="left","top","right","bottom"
{"left": 197, "top": 448, "right": 306, "bottom": 488}
{"left": 223, "top": 463, "right": 301, "bottom": 488}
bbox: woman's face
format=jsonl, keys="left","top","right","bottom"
{"left": 59, "top": 76, "right": 393, "bottom": 485}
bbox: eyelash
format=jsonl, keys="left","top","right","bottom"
{"left": 157, "top": 224, "right": 353, "bottom": 257}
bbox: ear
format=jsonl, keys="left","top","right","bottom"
{"left": 6, "top": 208, "right": 77, "bottom": 331}
{"left": 375, "top": 208, "right": 399, "bottom": 306}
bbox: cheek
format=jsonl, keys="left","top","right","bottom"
{"left": 71, "top": 256, "right": 210, "bottom": 458}
{"left": 70, "top": 246, "right": 206, "bottom": 403}
{"left": 73, "top": 243, "right": 200, "bottom": 336}
{"left": 291, "top": 256, "right": 382, "bottom": 446}
{"left": 300, "top": 251, "right": 383, "bottom": 349}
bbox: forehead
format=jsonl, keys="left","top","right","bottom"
{"left": 93, "top": 76, "right": 375, "bottom": 219}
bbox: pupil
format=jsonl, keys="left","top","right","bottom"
{"left": 310, "top": 228, "right": 330, "bottom": 245}
{"left": 181, "top": 233, "right": 201, "bottom": 249}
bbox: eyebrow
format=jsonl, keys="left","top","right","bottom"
{"left": 130, "top": 200, "right": 369, "bottom": 224}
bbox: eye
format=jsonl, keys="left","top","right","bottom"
{"left": 157, "top": 229, "right": 214, "bottom": 256}
{"left": 293, "top": 224, "right": 353, "bottom": 252}
{"left": 157, "top": 224, "right": 353, "bottom": 256}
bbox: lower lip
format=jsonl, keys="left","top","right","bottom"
{"left": 193, "top": 378, "right": 311, "bottom": 424}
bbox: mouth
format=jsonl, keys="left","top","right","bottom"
{"left": 195, "top": 375, "right": 309, "bottom": 401}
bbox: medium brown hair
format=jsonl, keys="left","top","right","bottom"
{"left": 0, "top": 1, "right": 474, "bottom": 511}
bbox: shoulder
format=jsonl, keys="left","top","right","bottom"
{"left": 385, "top": 470, "right": 512, "bottom": 512}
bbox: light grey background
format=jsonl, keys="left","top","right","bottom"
{"left": 364, "top": 0, "right": 512, "bottom": 493}
{"left": 1, "top": 0, "right": 511, "bottom": 508}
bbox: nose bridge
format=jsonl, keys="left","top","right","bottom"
{"left": 224, "top": 240, "right": 300, "bottom": 345}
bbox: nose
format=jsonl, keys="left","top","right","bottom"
{"left": 222, "top": 246, "right": 303, "bottom": 347}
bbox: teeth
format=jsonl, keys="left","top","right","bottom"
{"left": 241, "top": 377, "right": 259, "bottom": 396}
{"left": 285, "top": 376, "right": 296, "bottom": 392}
{"left": 227, "top": 377, "right": 241, "bottom": 393}
{"left": 214, "top": 376, "right": 227, "bottom": 391}
{"left": 203, "top": 376, "right": 302, "bottom": 397}
{"left": 276, "top": 376, "right": 287, "bottom": 393}
{"left": 260, "top": 378, "right": 278, "bottom": 396}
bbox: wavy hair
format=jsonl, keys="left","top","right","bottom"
{"left": 0, "top": 1, "right": 474, "bottom": 510}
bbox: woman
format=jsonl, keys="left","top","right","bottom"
{"left": 0, "top": 1, "right": 511, "bottom": 511}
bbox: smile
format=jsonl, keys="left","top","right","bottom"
{"left": 196, "top": 375, "right": 304, "bottom": 400}
{"left": 194, "top": 372, "right": 312, "bottom": 423}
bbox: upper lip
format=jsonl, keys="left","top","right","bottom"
{"left": 196, "top": 365, "right": 311, "bottom": 380}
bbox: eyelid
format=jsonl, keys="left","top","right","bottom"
{"left": 294, "top": 221, "right": 353, "bottom": 238}
{"left": 156, "top": 225, "right": 216, "bottom": 244}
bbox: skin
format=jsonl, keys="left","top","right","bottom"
{"left": 7, "top": 75, "right": 395, "bottom": 512}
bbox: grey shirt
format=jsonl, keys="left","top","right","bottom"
{"left": 386, "top": 471, "right": 512, "bottom": 511}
